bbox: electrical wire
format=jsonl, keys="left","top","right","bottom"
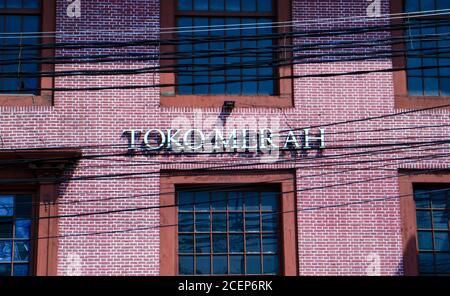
{"left": 0, "top": 8, "right": 448, "bottom": 38}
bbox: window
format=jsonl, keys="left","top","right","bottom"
{"left": 0, "top": 149, "right": 81, "bottom": 276}
{"left": 0, "top": 0, "right": 55, "bottom": 106}
{"left": 399, "top": 171, "right": 450, "bottom": 275}
{"left": 176, "top": 0, "right": 275, "bottom": 96}
{"left": 0, "top": 194, "right": 33, "bottom": 276}
{"left": 391, "top": 0, "right": 450, "bottom": 108}
{"left": 404, "top": 0, "right": 450, "bottom": 97}
{"left": 160, "top": 0, "right": 293, "bottom": 108}
{"left": 414, "top": 186, "right": 450, "bottom": 275}
{"left": 0, "top": 0, "right": 41, "bottom": 95}
{"left": 177, "top": 188, "right": 280, "bottom": 275}
{"left": 160, "top": 172, "right": 297, "bottom": 276}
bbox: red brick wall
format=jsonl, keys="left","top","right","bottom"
{"left": 0, "top": 0, "right": 449, "bottom": 275}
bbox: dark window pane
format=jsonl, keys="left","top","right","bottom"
{"left": 246, "top": 255, "right": 261, "bottom": 274}
{"left": 196, "top": 255, "right": 211, "bottom": 274}
{"left": 263, "top": 255, "right": 279, "bottom": 274}
{"left": 15, "top": 219, "right": 31, "bottom": 239}
{"left": 437, "top": 0, "right": 450, "bottom": 9}
{"left": 433, "top": 211, "right": 449, "bottom": 230}
{"left": 195, "top": 213, "right": 210, "bottom": 232}
{"left": 418, "top": 231, "right": 433, "bottom": 250}
{"left": 435, "top": 253, "right": 450, "bottom": 274}
{"left": 5, "top": 15, "right": 20, "bottom": 43}
{"left": 423, "top": 77, "right": 439, "bottom": 96}
{"left": 212, "top": 213, "right": 227, "bottom": 231}
{"left": 416, "top": 211, "right": 432, "bottom": 229}
{"left": 0, "top": 241, "right": 12, "bottom": 262}
{"left": 415, "top": 190, "right": 430, "bottom": 208}
{"left": 229, "top": 234, "right": 244, "bottom": 253}
{"left": 210, "top": 0, "right": 225, "bottom": 11}
{"left": 179, "top": 256, "right": 194, "bottom": 275}
{"left": 193, "top": 18, "right": 210, "bottom": 94}
{"left": 179, "top": 234, "right": 194, "bottom": 253}
{"left": 420, "top": 0, "right": 435, "bottom": 11}
{"left": 261, "top": 192, "right": 278, "bottom": 211}
{"left": 209, "top": 19, "right": 226, "bottom": 94}
{"left": 13, "top": 241, "right": 30, "bottom": 262}
{"left": 213, "top": 234, "right": 227, "bottom": 253}
{"left": 23, "top": 15, "right": 39, "bottom": 33}
{"left": 228, "top": 213, "right": 243, "bottom": 231}
{"left": 440, "top": 78, "right": 450, "bottom": 96}
{"left": 178, "top": 192, "right": 194, "bottom": 211}
{"left": 245, "top": 212, "right": 260, "bottom": 232}
{"left": 258, "top": 0, "right": 272, "bottom": 12}
{"left": 418, "top": 253, "right": 434, "bottom": 274}
{"left": 228, "top": 192, "right": 243, "bottom": 210}
{"left": 0, "top": 264, "right": 11, "bottom": 276}
{"left": 12, "top": 264, "right": 29, "bottom": 276}
{"left": 262, "top": 214, "right": 278, "bottom": 232}
{"left": 194, "top": 0, "right": 208, "bottom": 11}
{"left": 195, "top": 192, "right": 210, "bottom": 211}
{"left": 262, "top": 234, "right": 278, "bottom": 253}
{"left": 242, "top": 0, "right": 257, "bottom": 12}
{"left": 245, "top": 192, "right": 259, "bottom": 210}
{"left": 405, "top": 0, "right": 419, "bottom": 12}
{"left": 179, "top": 213, "right": 194, "bottom": 232}
{"left": 23, "top": 0, "right": 40, "bottom": 8}
{"left": 407, "top": 57, "right": 422, "bottom": 76}
{"left": 213, "top": 255, "right": 228, "bottom": 274}
{"left": 178, "top": 75, "right": 193, "bottom": 94}
{"left": 242, "top": 80, "right": 258, "bottom": 95}
{"left": 431, "top": 191, "right": 447, "bottom": 208}
{"left": 211, "top": 192, "right": 227, "bottom": 210}
{"left": 230, "top": 255, "right": 244, "bottom": 274}
{"left": 6, "top": 0, "right": 21, "bottom": 8}
{"left": 226, "top": 0, "right": 241, "bottom": 11}
{"left": 408, "top": 76, "right": 423, "bottom": 96}
{"left": 0, "top": 196, "right": 14, "bottom": 217}
{"left": 196, "top": 234, "right": 211, "bottom": 253}
{"left": 422, "top": 58, "right": 438, "bottom": 76}
{"left": 246, "top": 234, "right": 261, "bottom": 253}
{"left": 258, "top": 78, "right": 274, "bottom": 95}
{"left": 178, "top": 0, "right": 193, "bottom": 10}
{"left": 0, "top": 220, "right": 13, "bottom": 238}
{"left": 434, "top": 232, "right": 450, "bottom": 251}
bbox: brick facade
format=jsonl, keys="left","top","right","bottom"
{"left": 0, "top": 0, "right": 449, "bottom": 275}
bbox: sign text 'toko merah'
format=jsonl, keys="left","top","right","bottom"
{"left": 123, "top": 128, "right": 325, "bottom": 152}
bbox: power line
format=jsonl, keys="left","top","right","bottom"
{"left": 1, "top": 143, "right": 447, "bottom": 209}
{"left": 2, "top": 26, "right": 446, "bottom": 67}
{"left": 2, "top": 40, "right": 450, "bottom": 78}
{"left": 0, "top": 8, "right": 448, "bottom": 38}
{"left": 16, "top": 171, "right": 450, "bottom": 241}
{"left": 1, "top": 18, "right": 446, "bottom": 51}
{"left": 0, "top": 138, "right": 448, "bottom": 187}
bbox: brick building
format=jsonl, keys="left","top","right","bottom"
{"left": 0, "top": 0, "right": 449, "bottom": 276}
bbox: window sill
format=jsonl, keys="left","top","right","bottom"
{"left": 394, "top": 95, "right": 450, "bottom": 110}
{"left": 0, "top": 94, "right": 52, "bottom": 107}
{"left": 160, "top": 94, "right": 294, "bottom": 108}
